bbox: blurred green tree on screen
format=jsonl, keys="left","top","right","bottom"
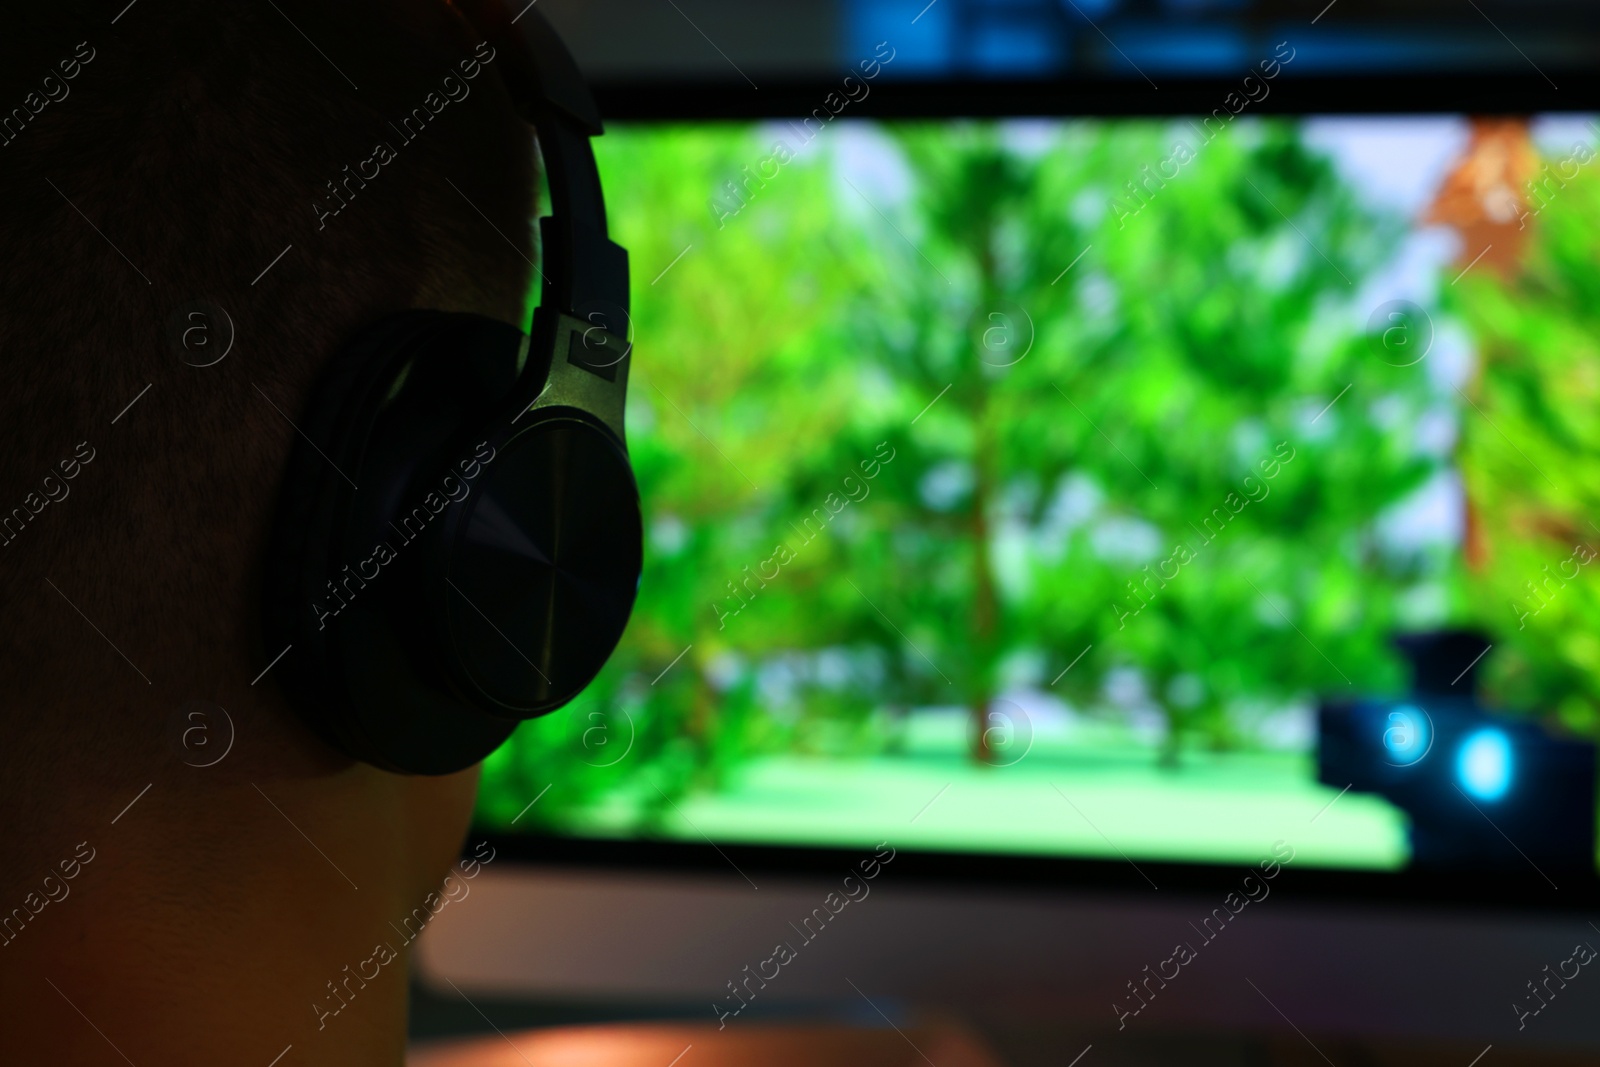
{"left": 1445, "top": 152, "right": 1600, "bottom": 736}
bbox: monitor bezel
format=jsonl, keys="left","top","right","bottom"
{"left": 478, "top": 832, "right": 1600, "bottom": 912}
{"left": 589, "top": 72, "right": 1593, "bottom": 120}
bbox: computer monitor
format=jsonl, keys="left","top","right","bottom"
{"left": 420, "top": 85, "right": 1600, "bottom": 1048}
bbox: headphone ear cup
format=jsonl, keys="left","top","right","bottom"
{"left": 261, "top": 312, "right": 432, "bottom": 759}
{"left": 260, "top": 311, "right": 531, "bottom": 773}
{"left": 438, "top": 411, "right": 643, "bottom": 715}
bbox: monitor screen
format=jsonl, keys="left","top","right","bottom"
{"left": 474, "top": 113, "right": 1600, "bottom": 880}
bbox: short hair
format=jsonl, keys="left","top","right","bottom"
{"left": 0, "top": 1, "right": 537, "bottom": 826}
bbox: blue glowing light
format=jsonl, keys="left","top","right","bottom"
{"left": 1457, "top": 729, "right": 1513, "bottom": 801}
{"left": 1382, "top": 704, "right": 1432, "bottom": 766}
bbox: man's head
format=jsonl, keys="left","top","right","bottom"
{"left": 0, "top": 0, "right": 535, "bottom": 880}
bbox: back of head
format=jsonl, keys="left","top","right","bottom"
{"left": 0, "top": 0, "right": 536, "bottom": 856}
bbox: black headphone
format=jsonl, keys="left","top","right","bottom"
{"left": 261, "top": 2, "right": 641, "bottom": 776}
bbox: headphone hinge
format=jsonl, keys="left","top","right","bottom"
{"left": 525, "top": 307, "right": 630, "bottom": 442}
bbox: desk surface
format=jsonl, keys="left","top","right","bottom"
{"left": 409, "top": 1020, "right": 1600, "bottom": 1067}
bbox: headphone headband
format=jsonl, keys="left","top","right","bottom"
{"left": 452, "top": 1, "right": 629, "bottom": 330}
{"left": 452, "top": 0, "right": 603, "bottom": 134}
